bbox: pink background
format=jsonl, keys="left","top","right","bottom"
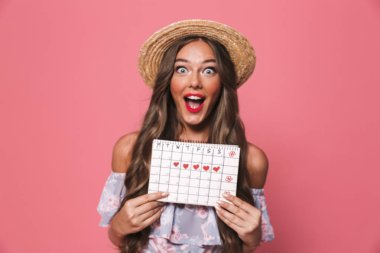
{"left": 1, "top": 0, "right": 379, "bottom": 252}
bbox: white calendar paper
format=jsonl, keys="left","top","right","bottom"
{"left": 148, "top": 139, "right": 240, "bottom": 206}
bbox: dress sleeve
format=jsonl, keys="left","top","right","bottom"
{"left": 251, "top": 188, "right": 275, "bottom": 242}
{"left": 97, "top": 172, "right": 127, "bottom": 227}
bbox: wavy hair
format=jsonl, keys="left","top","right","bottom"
{"left": 116, "top": 36, "right": 255, "bottom": 253}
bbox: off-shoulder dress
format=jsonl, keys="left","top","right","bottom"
{"left": 97, "top": 172, "right": 274, "bottom": 253}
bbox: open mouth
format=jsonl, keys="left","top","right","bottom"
{"left": 184, "top": 94, "right": 206, "bottom": 113}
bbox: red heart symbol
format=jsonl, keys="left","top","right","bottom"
{"left": 173, "top": 162, "right": 179, "bottom": 167}
{"left": 203, "top": 165, "right": 209, "bottom": 171}
{"left": 193, "top": 164, "right": 199, "bottom": 170}
{"left": 213, "top": 166, "right": 220, "bottom": 172}
{"left": 183, "top": 163, "right": 189, "bottom": 169}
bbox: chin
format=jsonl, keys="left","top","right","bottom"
{"left": 177, "top": 105, "right": 212, "bottom": 128}
{"left": 183, "top": 118, "right": 204, "bottom": 127}
{"left": 182, "top": 114, "right": 210, "bottom": 128}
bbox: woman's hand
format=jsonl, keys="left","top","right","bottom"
{"left": 109, "top": 192, "right": 168, "bottom": 243}
{"left": 215, "top": 192, "right": 262, "bottom": 251}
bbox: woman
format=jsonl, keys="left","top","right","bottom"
{"left": 97, "top": 19, "right": 274, "bottom": 253}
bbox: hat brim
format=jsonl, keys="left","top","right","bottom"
{"left": 138, "top": 19, "right": 256, "bottom": 88}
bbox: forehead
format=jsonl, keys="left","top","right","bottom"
{"left": 175, "top": 40, "right": 216, "bottom": 61}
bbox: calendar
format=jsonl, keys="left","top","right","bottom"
{"left": 148, "top": 139, "right": 240, "bottom": 206}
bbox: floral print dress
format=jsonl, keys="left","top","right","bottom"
{"left": 97, "top": 172, "right": 275, "bottom": 252}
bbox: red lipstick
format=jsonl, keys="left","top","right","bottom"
{"left": 183, "top": 93, "right": 205, "bottom": 113}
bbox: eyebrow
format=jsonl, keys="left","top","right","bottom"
{"left": 174, "top": 58, "right": 217, "bottom": 64}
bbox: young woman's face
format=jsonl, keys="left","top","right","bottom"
{"left": 170, "top": 39, "right": 222, "bottom": 128}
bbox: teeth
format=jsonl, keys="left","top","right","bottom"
{"left": 186, "top": 95, "right": 203, "bottom": 100}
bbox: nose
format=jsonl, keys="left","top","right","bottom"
{"left": 189, "top": 72, "right": 202, "bottom": 89}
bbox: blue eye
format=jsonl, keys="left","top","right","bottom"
{"left": 203, "top": 67, "right": 216, "bottom": 75}
{"left": 175, "top": 66, "right": 188, "bottom": 74}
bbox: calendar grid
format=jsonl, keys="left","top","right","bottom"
{"left": 208, "top": 147, "right": 215, "bottom": 205}
{"left": 201, "top": 144, "right": 207, "bottom": 205}
{"left": 219, "top": 148, "right": 225, "bottom": 204}
{"left": 182, "top": 144, "right": 190, "bottom": 202}
{"left": 150, "top": 139, "right": 240, "bottom": 207}
{"left": 167, "top": 141, "right": 175, "bottom": 202}
{"left": 189, "top": 144, "right": 196, "bottom": 204}
{"left": 157, "top": 141, "right": 163, "bottom": 192}
{"left": 174, "top": 147, "right": 182, "bottom": 202}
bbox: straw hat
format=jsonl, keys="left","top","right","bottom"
{"left": 138, "top": 19, "right": 256, "bottom": 88}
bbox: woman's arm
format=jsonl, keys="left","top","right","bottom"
{"left": 215, "top": 193, "right": 262, "bottom": 252}
{"left": 106, "top": 132, "right": 167, "bottom": 247}
{"left": 215, "top": 143, "right": 269, "bottom": 252}
{"left": 108, "top": 192, "right": 168, "bottom": 247}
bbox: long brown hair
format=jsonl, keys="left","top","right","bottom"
{"left": 116, "top": 36, "right": 255, "bottom": 253}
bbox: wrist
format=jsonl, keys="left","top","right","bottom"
{"left": 108, "top": 225, "right": 123, "bottom": 248}
{"left": 110, "top": 212, "right": 126, "bottom": 236}
{"left": 108, "top": 213, "right": 126, "bottom": 247}
{"left": 241, "top": 227, "right": 261, "bottom": 252}
{"left": 242, "top": 242, "right": 260, "bottom": 252}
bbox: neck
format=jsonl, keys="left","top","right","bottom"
{"left": 178, "top": 125, "right": 210, "bottom": 143}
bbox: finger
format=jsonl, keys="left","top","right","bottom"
{"left": 134, "top": 201, "right": 165, "bottom": 216}
{"left": 140, "top": 206, "right": 164, "bottom": 228}
{"left": 129, "top": 192, "right": 169, "bottom": 207}
{"left": 137, "top": 205, "right": 163, "bottom": 223}
{"left": 217, "top": 199, "right": 249, "bottom": 221}
{"left": 223, "top": 193, "right": 256, "bottom": 214}
{"left": 215, "top": 205, "right": 244, "bottom": 234}
{"left": 215, "top": 203, "right": 245, "bottom": 228}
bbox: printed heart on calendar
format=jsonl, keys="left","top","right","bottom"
{"left": 213, "top": 166, "right": 220, "bottom": 172}
{"left": 193, "top": 164, "right": 199, "bottom": 170}
{"left": 173, "top": 162, "right": 179, "bottom": 167}
{"left": 203, "top": 165, "right": 210, "bottom": 171}
{"left": 183, "top": 163, "right": 189, "bottom": 169}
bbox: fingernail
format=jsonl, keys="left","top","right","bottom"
{"left": 162, "top": 192, "right": 169, "bottom": 197}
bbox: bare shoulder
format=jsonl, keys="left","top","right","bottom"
{"left": 246, "top": 142, "right": 269, "bottom": 188}
{"left": 111, "top": 131, "right": 139, "bottom": 173}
